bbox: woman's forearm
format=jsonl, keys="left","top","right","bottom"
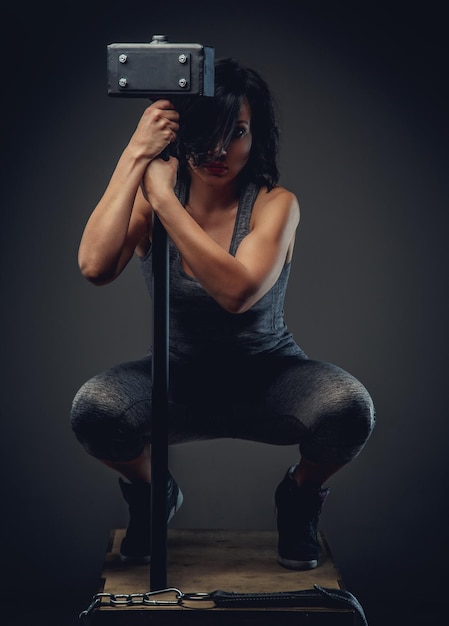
{"left": 78, "top": 147, "right": 150, "bottom": 283}
{"left": 78, "top": 100, "right": 180, "bottom": 284}
{"left": 151, "top": 190, "right": 256, "bottom": 313}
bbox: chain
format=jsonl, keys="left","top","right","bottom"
{"left": 79, "top": 588, "right": 214, "bottom": 623}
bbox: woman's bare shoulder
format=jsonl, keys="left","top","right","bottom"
{"left": 253, "top": 185, "right": 300, "bottom": 220}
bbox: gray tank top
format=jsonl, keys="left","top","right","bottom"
{"left": 140, "top": 179, "right": 302, "bottom": 360}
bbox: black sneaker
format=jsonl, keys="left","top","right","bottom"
{"left": 119, "top": 472, "right": 183, "bottom": 563}
{"left": 275, "top": 467, "right": 329, "bottom": 570}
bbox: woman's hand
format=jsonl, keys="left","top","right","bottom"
{"left": 141, "top": 155, "right": 179, "bottom": 207}
{"left": 128, "top": 99, "right": 179, "bottom": 161}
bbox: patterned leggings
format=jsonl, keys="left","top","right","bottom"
{"left": 71, "top": 352, "right": 375, "bottom": 465}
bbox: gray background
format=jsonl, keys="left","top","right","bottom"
{"left": 2, "top": 1, "right": 447, "bottom": 624}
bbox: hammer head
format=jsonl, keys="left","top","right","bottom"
{"left": 107, "top": 34, "right": 215, "bottom": 98}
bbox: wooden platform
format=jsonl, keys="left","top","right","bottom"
{"left": 85, "top": 528, "right": 357, "bottom": 624}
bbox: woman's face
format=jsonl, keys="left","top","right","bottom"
{"left": 188, "top": 100, "right": 252, "bottom": 186}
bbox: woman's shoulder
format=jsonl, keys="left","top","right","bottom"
{"left": 253, "top": 184, "right": 300, "bottom": 218}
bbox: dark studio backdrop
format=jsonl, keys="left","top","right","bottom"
{"left": 2, "top": 1, "right": 448, "bottom": 624}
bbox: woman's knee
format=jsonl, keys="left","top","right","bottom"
{"left": 340, "top": 390, "right": 375, "bottom": 452}
{"left": 71, "top": 376, "right": 117, "bottom": 436}
{"left": 70, "top": 374, "right": 151, "bottom": 462}
{"left": 298, "top": 366, "right": 376, "bottom": 464}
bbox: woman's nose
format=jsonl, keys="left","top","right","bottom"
{"left": 209, "top": 144, "right": 227, "bottom": 159}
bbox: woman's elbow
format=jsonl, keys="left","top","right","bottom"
{"left": 78, "top": 256, "right": 115, "bottom": 286}
{"left": 220, "top": 287, "right": 257, "bottom": 314}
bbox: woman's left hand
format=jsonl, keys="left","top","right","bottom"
{"left": 141, "top": 155, "right": 179, "bottom": 206}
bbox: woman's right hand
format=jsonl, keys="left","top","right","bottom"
{"left": 128, "top": 99, "right": 179, "bottom": 160}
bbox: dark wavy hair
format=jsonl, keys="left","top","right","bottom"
{"left": 175, "top": 58, "right": 280, "bottom": 190}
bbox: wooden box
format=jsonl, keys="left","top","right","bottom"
{"left": 82, "top": 528, "right": 357, "bottom": 625}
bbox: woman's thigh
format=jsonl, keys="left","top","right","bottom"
{"left": 218, "top": 356, "right": 376, "bottom": 463}
{"left": 71, "top": 355, "right": 155, "bottom": 461}
{"left": 71, "top": 353, "right": 375, "bottom": 464}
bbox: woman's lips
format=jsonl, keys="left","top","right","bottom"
{"left": 204, "top": 162, "right": 227, "bottom": 175}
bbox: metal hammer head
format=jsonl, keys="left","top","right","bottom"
{"left": 107, "top": 34, "right": 215, "bottom": 98}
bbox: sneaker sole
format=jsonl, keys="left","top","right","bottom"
{"left": 277, "top": 555, "right": 318, "bottom": 570}
{"left": 120, "top": 552, "right": 151, "bottom": 564}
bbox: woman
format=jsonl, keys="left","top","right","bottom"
{"left": 72, "top": 58, "right": 375, "bottom": 570}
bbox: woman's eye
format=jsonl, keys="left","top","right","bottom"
{"left": 232, "top": 127, "right": 246, "bottom": 139}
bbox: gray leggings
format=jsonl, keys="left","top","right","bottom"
{"left": 71, "top": 353, "right": 375, "bottom": 466}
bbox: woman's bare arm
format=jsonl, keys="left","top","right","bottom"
{"left": 78, "top": 100, "right": 178, "bottom": 284}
